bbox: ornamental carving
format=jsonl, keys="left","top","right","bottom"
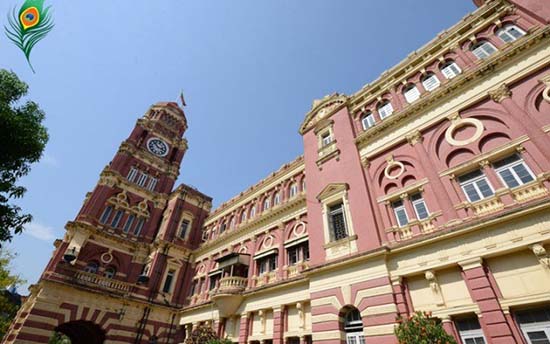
{"left": 406, "top": 130, "right": 423, "bottom": 146}
{"left": 488, "top": 83, "right": 512, "bottom": 103}
{"left": 444, "top": 115, "right": 484, "bottom": 147}
{"left": 541, "top": 75, "right": 550, "bottom": 103}
{"left": 299, "top": 93, "right": 348, "bottom": 134}
{"left": 384, "top": 155, "right": 405, "bottom": 180}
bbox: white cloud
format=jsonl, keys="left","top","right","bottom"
{"left": 41, "top": 153, "right": 59, "bottom": 167}
{"left": 24, "top": 222, "right": 56, "bottom": 242}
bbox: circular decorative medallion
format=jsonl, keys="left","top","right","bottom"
{"left": 146, "top": 137, "right": 169, "bottom": 157}
{"left": 445, "top": 117, "right": 484, "bottom": 147}
{"left": 262, "top": 235, "right": 274, "bottom": 249}
{"left": 292, "top": 222, "right": 306, "bottom": 236}
{"left": 384, "top": 160, "right": 405, "bottom": 180}
{"left": 543, "top": 85, "right": 550, "bottom": 103}
{"left": 100, "top": 252, "right": 113, "bottom": 264}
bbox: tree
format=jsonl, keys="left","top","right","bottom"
{"left": 395, "top": 311, "right": 457, "bottom": 344}
{"left": 183, "top": 325, "right": 218, "bottom": 344}
{"left": 48, "top": 332, "right": 71, "bottom": 344}
{"left": 0, "top": 249, "right": 25, "bottom": 340}
{"left": 0, "top": 69, "right": 49, "bottom": 244}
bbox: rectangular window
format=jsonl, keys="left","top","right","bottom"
{"left": 123, "top": 214, "right": 135, "bottom": 233}
{"left": 288, "top": 247, "right": 299, "bottom": 265}
{"left": 458, "top": 170, "right": 495, "bottom": 202}
{"left": 137, "top": 173, "right": 148, "bottom": 187}
{"left": 472, "top": 42, "right": 497, "bottom": 60}
{"left": 209, "top": 273, "right": 221, "bottom": 290}
{"left": 455, "top": 317, "right": 486, "bottom": 344}
{"left": 303, "top": 244, "right": 310, "bottom": 261}
{"left": 258, "top": 254, "right": 277, "bottom": 275}
{"left": 219, "top": 222, "right": 226, "bottom": 234}
{"left": 493, "top": 154, "right": 535, "bottom": 189}
{"left": 180, "top": 219, "right": 190, "bottom": 239}
{"left": 127, "top": 167, "right": 139, "bottom": 183}
{"left": 361, "top": 114, "right": 376, "bottom": 130}
{"left": 328, "top": 202, "right": 348, "bottom": 241}
{"left": 134, "top": 218, "right": 145, "bottom": 236}
{"left": 404, "top": 86, "right": 421, "bottom": 103}
{"left": 441, "top": 62, "right": 462, "bottom": 79}
{"left": 99, "top": 206, "right": 113, "bottom": 224}
{"left": 392, "top": 200, "right": 409, "bottom": 227}
{"left": 110, "top": 210, "right": 124, "bottom": 228}
{"left": 422, "top": 75, "right": 440, "bottom": 91}
{"left": 378, "top": 103, "right": 394, "bottom": 119}
{"left": 411, "top": 193, "right": 429, "bottom": 220}
{"left": 147, "top": 177, "right": 158, "bottom": 191}
{"left": 162, "top": 269, "right": 175, "bottom": 293}
{"left": 321, "top": 132, "right": 332, "bottom": 147}
{"left": 516, "top": 308, "right": 550, "bottom": 344}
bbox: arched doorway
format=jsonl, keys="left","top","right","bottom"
{"left": 342, "top": 307, "right": 365, "bottom": 344}
{"left": 53, "top": 320, "right": 105, "bottom": 344}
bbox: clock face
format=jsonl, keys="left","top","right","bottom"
{"left": 146, "top": 138, "right": 169, "bottom": 157}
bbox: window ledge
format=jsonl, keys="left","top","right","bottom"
{"left": 323, "top": 234, "right": 358, "bottom": 249}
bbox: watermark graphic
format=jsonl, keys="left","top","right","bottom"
{"left": 5, "top": 0, "right": 54, "bottom": 73}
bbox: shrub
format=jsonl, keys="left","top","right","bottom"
{"left": 395, "top": 311, "right": 457, "bottom": 344}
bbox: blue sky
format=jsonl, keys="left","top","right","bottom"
{"left": 1, "top": 0, "right": 476, "bottom": 291}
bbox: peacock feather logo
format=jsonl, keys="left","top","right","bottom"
{"left": 5, "top": 0, "right": 54, "bottom": 73}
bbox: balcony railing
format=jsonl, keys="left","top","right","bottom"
{"left": 471, "top": 196, "right": 505, "bottom": 216}
{"left": 216, "top": 276, "right": 247, "bottom": 294}
{"left": 74, "top": 270, "right": 133, "bottom": 293}
{"left": 511, "top": 180, "right": 549, "bottom": 203}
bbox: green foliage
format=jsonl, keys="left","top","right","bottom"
{"left": 184, "top": 325, "right": 219, "bottom": 344}
{"left": 48, "top": 332, "right": 71, "bottom": 344}
{"left": 0, "top": 249, "right": 25, "bottom": 340}
{"left": 0, "top": 69, "right": 48, "bottom": 245}
{"left": 208, "top": 339, "right": 233, "bottom": 344}
{"left": 395, "top": 311, "right": 457, "bottom": 344}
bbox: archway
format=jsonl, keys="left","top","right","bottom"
{"left": 341, "top": 307, "right": 365, "bottom": 344}
{"left": 53, "top": 320, "right": 105, "bottom": 344}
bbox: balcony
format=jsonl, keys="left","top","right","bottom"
{"left": 511, "top": 180, "right": 549, "bottom": 203}
{"left": 73, "top": 270, "right": 133, "bottom": 294}
{"left": 470, "top": 196, "right": 504, "bottom": 216}
{"left": 216, "top": 276, "right": 247, "bottom": 294}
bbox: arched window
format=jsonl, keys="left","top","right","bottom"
{"left": 377, "top": 100, "right": 394, "bottom": 119}
{"left": 440, "top": 60, "right": 461, "bottom": 79}
{"left": 104, "top": 267, "right": 116, "bottom": 279}
{"left": 263, "top": 198, "right": 271, "bottom": 211}
{"left": 343, "top": 308, "right": 364, "bottom": 344}
{"left": 471, "top": 41, "right": 497, "bottom": 60}
{"left": 229, "top": 217, "right": 235, "bottom": 229}
{"left": 84, "top": 262, "right": 99, "bottom": 274}
{"left": 219, "top": 221, "right": 227, "bottom": 233}
{"left": 274, "top": 193, "right": 281, "bottom": 206}
{"left": 403, "top": 84, "right": 420, "bottom": 103}
{"left": 361, "top": 111, "right": 375, "bottom": 130}
{"left": 241, "top": 211, "right": 247, "bottom": 223}
{"left": 289, "top": 183, "right": 298, "bottom": 198}
{"left": 497, "top": 24, "right": 525, "bottom": 43}
{"left": 422, "top": 73, "right": 440, "bottom": 91}
{"left": 250, "top": 205, "right": 256, "bottom": 218}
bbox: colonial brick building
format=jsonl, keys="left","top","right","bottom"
{"left": 4, "top": 0, "right": 550, "bottom": 343}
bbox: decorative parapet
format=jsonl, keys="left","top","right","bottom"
{"left": 470, "top": 195, "right": 505, "bottom": 216}
{"left": 510, "top": 179, "right": 549, "bottom": 203}
{"left": 73, "top": 270, "right": 133, "bottom": 294}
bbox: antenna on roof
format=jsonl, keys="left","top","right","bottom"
{"left": 179, "top": 90, "right": 187, "bottom": 107}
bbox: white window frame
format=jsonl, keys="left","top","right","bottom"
{"left": 127, "top": 167, "right": 139, "bottom": 183}
{"left": 162, "top": 269, "right": 176, "bottom": 294}
{"left": 361, "top": 113, "right": 375, "bottom": 130}
{"left": 392, "top": 200, "right": 409, "bottom": 227}
{"left": 274, "top": 193, "right": 281, "bottom": 206}
{"left": 327, "top": 201, "right": 349, "bottom": 241}
{"left": 147, "top": 177, "right": 158, "bottom": 191}
{"left": 459, "top": 171, "right": 495, "bottom": 202}
{"left": 441, "top": 61, "right": 462, "bottom": 79}
{"left": 241, "top": 211, "right": 247, "bottom": 222}
{"left": 493, "top": 156, "right": 535, "bottom": 189}
{"left": 133, "top": 218, "right": 145, "bottom": 236}
{"left": 99, "top": 206, "right": 113, "bottom": 224}
{"left": 520, "top": 322, "right": 550, "bottom": 344}
{"left": 378, "top": 102, "right": 394, "bottom": 119}
{"left": 411, "top": 195, "right": 430, "bottom": 220}
{"left": 263, "top": 198, "right": 270, "bottom": 211}
{"left": 471, "top": 41, "right": 497, "bottom": 60}
{"left": 320, "top": 131, "right": 333, "bottom": 147}
{"left": 346, "top": 333, "right": 366, "bottom": 344}
{"left": 250, "top": 205, "right": 256, "bottom": 218}
{"left": 179, "top": 218, "right": 191, "bottom": 239}
{"left": 459, "top": 329, "right": 487, "bottom": 344}
{"left": 497, "top": 25, "right": 525, "bottom": 43}
{"left": 111, "top": 209, "right": 124, "bottom": 228}
{"left": 122, "top": 214, "right": 135, "bottom": 233}
{"left": 137, "top": 173, "right": 148, "bottom": 187}
{"left": 422, "top": 74, "right": 441, "bottom": 91}
{"left": 290, "top": 183, "right": 298, "bottom": 198}
{"left": 403, "top": 85, "right": 421, "bottom": 103}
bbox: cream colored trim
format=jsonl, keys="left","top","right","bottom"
{"left": 363, "top": 323, "right": 396, "bottom": 336}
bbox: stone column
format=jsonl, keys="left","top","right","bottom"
{"left": 459, "top": 258, "right": 523, "bottom": 344}
{"left": 273, "top": 306, "right": 284, "bottom": 344}
{"left": 391, "top": 276, "right": 412, "bottom": 318}
{"left": 406, "top": 131, "right": 458, "bottom": 222}
{"left": 247, "top": 237, "right": 257, "bottom": 288}
{"left": 239, "top": 313, "right": 250, "bottom": 344}
{"left": 361, "top": 158, "right": 388, "bottom": 243}
{"left": 277, "top": 226, "right": 285, "bottom": 280}
{"left": 441, "top": 315, "right": 461, "bottom": 342}
{"left": 489, "top": 83, "right": 550, "bottom": 170}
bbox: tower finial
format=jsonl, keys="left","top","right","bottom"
{"left": 179, "top": 90, "right": 187, "bottom": 107}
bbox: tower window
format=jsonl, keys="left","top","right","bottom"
{"left": 219, "top": 222, "right": 226, "bottom": 234}
{"left": 99, "top": 206, "right": 113, "bottom": 224}
{"left": 180, "top": 219, "right": 190, "bottom": 239}
{"left": 123, "top": 214, "right": 135, "bottom": 233}
{"left": 104, "top": 267, "right": 116, "bottom": 279}
{"left": 361, "top": 112, "right": 375, "bottom": 130}
{"left": 127, "top": 167, "right": 139, "bottom": 183}
{"left": 378, "top": 101, "right": 394, "bottom": 119}
{"left": 497, "top": 25, "right": 525, "bottom": 43}
{"left": 328, "top": 202, "right": 348, "bottom": 241}
{"left": 134, "top": 218, "right": 145, "bottom": 236}
{"left": 320, "top": 131, "right": 333, "bottom": 147}
{"left": 403, "top": 84, "right": 421, "bottom": 103}
{"left": 110, "top": 210, "right": 124, "bottom": 228}
{"left": 471, "top": 41, "right": 497, "bottom": 60}
{"left": 493, "top": 154, "right": 534, "bottom": 189}
{"left": 147, "top": 177, "right": 158, "bottom": 191}
{"left": 162, "top": 269, "right": 175, "bottom": 293}
{"left": 422, "top": 73, "right": 440, "bottom": 91}
{"left": 441, "top": 61, "right": 462, "bottom": 79}
{"left": 392, "top": 200, "right": 409, "bottom": 227}
{"left": 458, "top": 170, "right": 494, "bottom": 202}
{"left": 137, "top": 173, "right": 148, "bottom": 187}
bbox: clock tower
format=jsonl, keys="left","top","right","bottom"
{"left": 4, "top": 102, "right": 212, "bottom": 344}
